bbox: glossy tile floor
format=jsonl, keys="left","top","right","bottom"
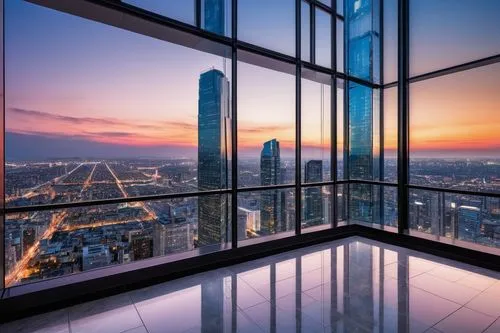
{"left": 2, "top": 236, "right": 500, "bottom": 333}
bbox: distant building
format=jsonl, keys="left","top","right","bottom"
{"left": 457, "top": 205, "right": 481, "bottom": 241}
{"left": 260, "top": 139, "right": 286, "bottom": 234}
{"left": 197, "top": 69, "right": 230, "bottom": 247}
{"left": 129, "top": 230, "right": 153, "bottom": 261}
{"left": 204, "top": 0, "right": 225, "bottom": 35}
{"left": 238, "top": 207, "right": 261, "bottom": 232}
{"left": 304, "top": 160, "right": 323, "bottom": 226}
{"left": 82, "top": 244, "right": 111, "bottom": 271}
{"left": 22, "top": 226, "right": 37, "bottom": 256}
{"left": 153, "top": 219, "right": 193, "bottom": 256}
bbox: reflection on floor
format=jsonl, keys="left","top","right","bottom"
{"left": 2, "top": 236, "right": 500, "bottom": 333}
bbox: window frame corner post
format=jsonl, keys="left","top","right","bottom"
{"left": 397, "top": 0, "right": 409, "bottom": 234}
{"left": 230, "top": 0, "right": 238, "bottom": 249}
{"left": 295, "top": 0, "right": 302, "bottom": 236}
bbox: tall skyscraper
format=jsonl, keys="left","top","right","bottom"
{"left": 198, "top": 69, "right": 230, "bottom": 247}
{"left": 458, "top": 205, "right": 482, "bottom": 241}
{"left": 304, "top": 160, "right": 323, "bottom": 225}
{"left": 346, "top": 0, "right": 380, "bottom": 223}
{"left": 346, "top": 0, "right": 380, "bottom": 82}
{"left": 260, "top": 139, "right": 285, "bottom": 234}
{"left": 203, "top": 0, "right": 225, "bottom": 35}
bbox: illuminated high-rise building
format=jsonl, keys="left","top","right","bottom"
{"left": 260, "top": 139, "right": 285, "bottom": 234}
{"left": 198, "top": 69, "right": 230, "bottom": 247}
{"left": 304, "top": 160, "right": 323, "bottom": 225}
{"left": 129, "top": 230, "right": 153, "bottom": 261}
{"left": 153, "top": 206, "right": 193, "bottom": 256}
{"left": 203, "top": 0, "right": 225, "bottom": 35}
{"left": 457, "top": 205, "right": 482, "bottom": 241}
{"left": 346, "top": 0, "right": 380, "bottom": 223}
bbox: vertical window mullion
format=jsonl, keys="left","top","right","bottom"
{"left": 397, "top": 0, "right": 409, "bottom": 234}
{"left": 230, "top": 0, "right": 238, "bottom": 248}
{"left": 296, "top": 0, "right": 302, "bottom": 235}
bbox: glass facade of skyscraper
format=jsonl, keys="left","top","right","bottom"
{"left": 0, "top": 0, "right": 498, "bottom": 299}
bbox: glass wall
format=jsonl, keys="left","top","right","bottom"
{"left": 301, "top": 69, "right": 331, "bottom": 183}
{"left": 2, "top": 0, "right": 498, "bottom": 291}
{"left": 410, "top": 0, "right": 500, "bottom": 76}
{"left": 409, "top": 63, "right": 500, "bottom": 195}
{"left": 408, "top": 0, "right": 500, "bottom": 249}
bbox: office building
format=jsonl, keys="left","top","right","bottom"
{"left": 304, "top": 160, "right": 324, "bottom": 225}
{"left": 197, "top": 69, "right": 230, "bottom": 247}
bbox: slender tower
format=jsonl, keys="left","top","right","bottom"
{"left": 198, "top": 69, "right": 230, "bottom": 247}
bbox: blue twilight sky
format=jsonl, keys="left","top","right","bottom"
{"left": 4, "top": 0, "right": 500, "bottom": 161}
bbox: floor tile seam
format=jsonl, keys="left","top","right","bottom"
{"left": 482, "top": 282, "right": 500, "bottom": 295}
{"left": 236, "top": 277, "right": 272, "bottom": 302}
{"left": 239, "top": 305, "right": 267, "bottom": 333}
{"left": 454, "top": 279, "right": 497, "bottom": 293}
{"left": 431, "top": 304, "right": 497, "bottom": 333}
{"left": 481, "top": 317, "right": 500, "bottom": 333}
{"left": 426, "top": 266, "right": 475, "bottom": 282}
{"left": 465, "top": 284, "right": 497, "bottom": 305}
{"left": 120, "top": 325, "right": 147, "bottom": 333}
{"left": 463, "top": 304, "right": 500, "bottom": 320}
{"left": 427, "top": 304, "right": 464, "bottom": 330}
{"left": 237, "top": 298, "right": 269, "bottom": 312}
{"left": 408, "top": 284, "right": 469, "bottom": 307}
{"left": 409, "top": 270, "right": 482, "bottom": 297}
{"left": 128, "top": 294, "right": 150, "bottom": 333}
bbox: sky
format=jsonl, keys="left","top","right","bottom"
{"left": 4, "top": 0, "right": 500, "bottom": 161}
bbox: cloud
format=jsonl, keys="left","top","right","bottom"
{"left": 84, "top": 131, "right": 136, "bottom": 137}
{"left": 238, "top": 124, "right": 292, "bottom": 134}
{"left": 7, "top": 107, "right": 197, "bottom": 132}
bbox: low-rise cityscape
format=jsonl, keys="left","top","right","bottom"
{"left": 5, "top": 155, "right": 500, "bottom": 286}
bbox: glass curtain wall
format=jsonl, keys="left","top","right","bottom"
{"left": 408, "top": 0, "right": 500, "bottom": 249}
{"left": 0, "top": 0, "right": 345, "bottom": 288}
{"left": 2, "top": 0, "right": 499, "bottom": 292}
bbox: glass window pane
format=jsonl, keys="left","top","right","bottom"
{"left": 410, "top": 0, "right": 500, "bottom": 76}
{"left": 337, "top": 0, "right": 344, "bottom": 16}
{"left": 348, "top": 82, "right": 380, "bottom": 180}
{"left": 409, "top": 63, "right": 500, "bottom": 194}
{"left": 124, "top": 0, "right": 196, "bottom": 25}
{"left": 5, "top": 2, "right": 232, "bottom": 208}
{"left": 301, "top": 69, "right": 331, "bottom": 183}
{"left": 409, "top": 189, "right": 500, "bottom": 249}
{"left": 383, "top": 87, "right": 397, "bottom": 183}
{"left": 301, "top": 1, "right": 311, "bottom": 62}
{"left": 346, "top": 0, "right": 381, "bottom": 83}
{"left": 349, "top": 184, "right": 398, "bottom": 230}
{"left": 337, "top": 79, "right": 345, "bottom": 180}
{"left": 383, "top": 0, "right": 397, "bottom": 83}
{"left": 337, "top": 184, "right": 348, "bottom": 224}
{"left": 238, "top": 0, "right": 295, "bottom": 56}
{"left": 350, "top": 183, "right": 378, "bottom": 224}
{"left": 237, "top": 189, "right": 295, "bottom": 241}
{"left": 237, "top": 51, "right": 296, "bottom": 188}
{"left": 315, "top": 8, "right": 332, "bottom": 68}
{"left": 201, "top": 0, "right": 232, "bottom": 37}
{"left": 5, "top": 195, "right": 231, "bottom": 286}
{"left": 319, "top": 0, "right": 332, "bottom": 7}
{"left": 302, "top": 185, "right": 333, "bottom": 230}
{"left": 336, "top": 19, "right": 344, "bottom": 72}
